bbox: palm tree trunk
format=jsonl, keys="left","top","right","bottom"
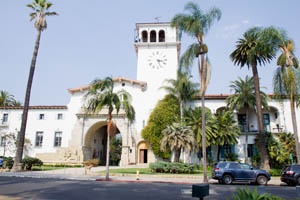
{"left": 174, "top": 149, "right": 181, "bottom": 162}
{"left": 245, "top": 107, "right": 249, "bottom": 164}
{"left": 251, "top": 63, "right": 270, "bottom": 170}
{"left": 180, "top": 101, "right": 184, "bottom": 122}
{"left": 105, "top": 112, "right": 112, "bottom": 180}
{"left": 290, "top": 85, "right": 300, "bottom": 163}
{"left": 201, "top": 92, "right": 208, "bottom": 183}
{"left": 12, "top": 29, "right": 42, "bottom": 172}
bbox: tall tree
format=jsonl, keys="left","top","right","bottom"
{"left": 273, "top": 39, "right": 300, "bottom": 163}
{"left": 12, "top": 0, "right": 58, "bottom": 171}
{"left": 227, "top": 76, "right": 269, "bottom": 163}
{"left": 230, "top": 27, "right": 281, "bottom": 170}
{"left": 160, "top": 122, "right": 197, "bottom": 162}
{"left": 171, "top": 2, "right": 221, "bottom": 183}
{"left": 85, "top": 77, "right": 135, "bottom": 180}
{"left": 161, "top": 70, "right": 198, "bottom": 121}
{"left": 214, "top": 110, "right": 240, "bottom": 161}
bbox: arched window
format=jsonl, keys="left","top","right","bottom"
{"left": 159, "top": 30, "right": 165, "bottom": 42}
{"left": 150, "top": 30, "right": 156, "bottom": 42}
{"left": 142, "top": 31, "right": 148, "bottom": 42}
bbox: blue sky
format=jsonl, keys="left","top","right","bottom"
{"left": 1, "top": 0, "right": 300, "bottom": 105}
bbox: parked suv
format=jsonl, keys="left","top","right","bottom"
{"left": 281, "top": 164, "right": 300, "bottom": 186}
{"left": 212, "top": 162, "right": 271, "bottom": 185}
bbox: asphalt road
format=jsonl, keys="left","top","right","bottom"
{"left": 0, "top": 177, "right": 299, "bottom": 200}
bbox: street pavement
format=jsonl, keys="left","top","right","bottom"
{"left": 0, "top": 176, "right": 299, "bottom": 200}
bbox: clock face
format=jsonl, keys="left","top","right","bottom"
{"left": 148, "top": 51, "right": 167, "bottom": 69}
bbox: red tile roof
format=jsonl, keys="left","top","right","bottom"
{"left": 68, "top": 77, "right": 147, "bottom": 94}
{"left": 0, "top": 106, "right": 67, "bottom": 110}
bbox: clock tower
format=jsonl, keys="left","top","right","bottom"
{"left": 134, "top": 22, "right": 181, "bottom": 130}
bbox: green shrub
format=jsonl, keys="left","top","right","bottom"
{"left": 3, "top": 157, "right": 14, "bottom": 169}
{"left": 269, "top": 169, "right": 281, "bottom": 177}
{"left": 225, "top": 153, "right": 239, "bottom": 161}
{"left": 232, "top": 188, "right": 283, "bottom": 200}
{"left": 142, "top": 95, "right": 180, "bottom": 159}
{"left": 149, "top": 162, "right": 197, "bottom": 174}
{"left": 22, "top": 157, "right": 43, "bottom": 170}
{"left": 83, "top": 159, "right": 100, "bottom": 167}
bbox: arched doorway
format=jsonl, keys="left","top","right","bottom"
{"left": 83, "top": 121, "right": 121, "bottom": 165}
{"left": 137, "top": 141, "right": 149, "bottom": 163}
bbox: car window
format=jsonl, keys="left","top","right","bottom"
{"left": 240, "top": 163, "right": 251, "bottom": 169}
{"left": 283, "top": 166, "right": 290, "bottom": 171}
{"left": 218, "top": 163, "right": 227, "bottom": 168}
{"left": 292, "top": 165, "right": 300, "bottom": 171}
{"left": 229, "top": 163, "right": 240, "bottom": 169}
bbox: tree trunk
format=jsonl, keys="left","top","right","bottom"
{"left": 180, "top": 101, "right": 183, "bottom": 122}
{"left": 217, "top": 145, "right": 220, "bottom": 161}
{"left": 12, "top": 29, "right": 42, "bottom": 172}
{"left": 201, "top": 93, "right": 208, "bottom": 183}
{"left": 245, "top": 107, "right": 249, "bottom": 164}
{"left": 105, "top": 112, "right": 112, "bottom": 180}
{"left": 251, "top": 63, "right": 270, "bottom": 170}
{"left": 174, "top": 149, "right": 181, "bottom": 163}
{"left": 290, "top": 85, "right": 300, "bottom": 163}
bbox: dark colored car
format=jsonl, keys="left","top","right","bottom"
{"left": 212, "top": 162, "right": 271, "bottom": 185}
{"left": 0, "top": 158, "right": 3, "bottom": 167}
{"left": 281, "top": 164, "right": 300, "bottom": 186}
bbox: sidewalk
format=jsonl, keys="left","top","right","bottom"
{"left": 0, "top": 167, "right": 283, "bottom": 186}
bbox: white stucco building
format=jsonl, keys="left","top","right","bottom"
{"left": 0, "top": 22, "right": 299, "bottom": 165}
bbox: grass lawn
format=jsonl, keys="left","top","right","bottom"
{"left": 31, "top": 165, "right": 77, "bottom": 171}
{"left": 97, "top": 167, "right": 212, "bottom": 176}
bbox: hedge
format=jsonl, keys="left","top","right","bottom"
{"left": 149, "top": 161, "right": 197, "bottom": 174}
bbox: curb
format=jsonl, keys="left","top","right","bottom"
{"left": 95, "top": 178, "right": 194, "bottom": 184}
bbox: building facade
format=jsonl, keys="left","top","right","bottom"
{"left": 0, "top": 22, "right": 299, "bottom": 165}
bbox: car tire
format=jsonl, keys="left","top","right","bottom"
{"left": 297, "top": 177, "right": 300, "bottom": 186}
{"left": 222, "top": 174, "right": 233, "bottom": 185}
{"left": 256, "top": 175, "right": 268, "bottom": 185}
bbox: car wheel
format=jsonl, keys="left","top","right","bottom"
{"left": 223, "top": 174, "right": 233, "bottom": 185}
{"left": 257, "top": 175, "right": 268, "bottom": 185}
{"left": 297, "top": 177, "right": 300, "bottom": 186}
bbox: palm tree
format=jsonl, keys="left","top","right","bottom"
{"left": 214, "top": 110, "right": 240, "bottom": 161}
{"left": 161, "top": 70, "right": 198, "bottom": 121}
{"left": 230, "top": 27, "right": 281, "bottom": 170}
{"left": 12, "top": 0, "right": 58, "bottom": 171}
{"left": 0, "top": 91, "right": 16, "bottom": 106}
{"left": 171, "top": 2, "right": 221, "bottom": 183}
{"left": 227, "top": 76, "right": 269, "bottom": 163}
{"left": 85, "top": 77, "right": 135, "bottom": 180}
{"left": 160, "top": 122, "right": 197, "bottom": 162}
{"left": 274, "top": 39, "right": 300, "bottom": 162}
{"left": 185, "top": 107, "right": 217, "bottom": 150}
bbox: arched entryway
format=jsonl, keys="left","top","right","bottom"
{"left": 137, "top": 141, "right": 149, "bottom": 163}
{"left": 83, "top": 121, "right": 121, "bottom": 165}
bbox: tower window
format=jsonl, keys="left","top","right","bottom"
{"left": 159, "top": 30, "right": 165, "bottom": 42}
{"left": 150, "top": 30, "right": 156, "bottom": 42}
{"left": 142, "top": 31, "right": 148, "bottom": 42}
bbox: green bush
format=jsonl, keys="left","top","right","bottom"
{"left": 142, "top": 95, "right": 180, "bottom": 159}
{"left": 3, "top": 157, "right": 14, "bottom": 169}
{"left": 232, "top": 188, "right": 283, "bottom": 200}
{"left": 22, "top": 157, "right": 43, "bottom": 170}
{"left": 149, "top": 161, "right": 197, "bottom": 174}
{"left": 225, "top": 153, "right": 239, "bottom": 161}
{"left": 269, "top": 169, "right": 281, "bottom": 176}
